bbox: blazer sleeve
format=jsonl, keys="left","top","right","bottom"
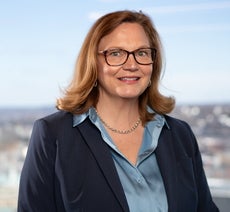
{"left": 18, "top": 118, "right": 59, "bottom": 212}
{"left": 173, "top": 118, "right": 219, "bottom": 212}
{"left": 188, "top": 124, "right": 219, "bottom": 211}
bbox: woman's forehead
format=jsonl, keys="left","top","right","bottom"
{"left": 98, "top": 23, "right": 150, "bottom": 50}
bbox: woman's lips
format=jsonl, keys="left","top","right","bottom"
{"left": 118, "top": 77, "right": 140, "bottom": 81}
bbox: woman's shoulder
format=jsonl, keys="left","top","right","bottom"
{"left": 163, "top": 114, "right": 198, "bottom": 156}
{"left": 30, "top": 110, "right": 76, "bottom": 141}
{"left": 34, "top": 110, "right": 74, "bottom": 130}
{"left": 164, "top": 114, "right": 191, "bottom": 128}
{"left": 163, "top": 114, "right": 195, "bottom": 140}
{"left": 39, "top": 110, "right": 72, "bottom": 122}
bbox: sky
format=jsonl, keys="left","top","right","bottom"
{"left": 0, "top": 0, "right": 230, "bottom": 107}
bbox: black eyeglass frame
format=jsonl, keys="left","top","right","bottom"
{"left": 98, "top": 48, "right": 157, "bottom": 66}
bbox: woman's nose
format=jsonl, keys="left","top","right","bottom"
{"left": 122, "top": 54, "right": 138, "bottom": 71}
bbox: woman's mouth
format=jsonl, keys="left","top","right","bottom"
{"left": 118, "top": 77, "right": 140, "bottom": 81}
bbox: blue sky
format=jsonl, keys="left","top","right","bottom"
{"left": 0, "top": 0, "right": 230, "bottom": 107}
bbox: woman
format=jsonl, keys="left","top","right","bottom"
{"left": 18, "top": 10, "right": 219, "bottom": 211}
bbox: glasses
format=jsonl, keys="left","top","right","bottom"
{"left": 98, "top": 48, "right": 156, "bottom": 66}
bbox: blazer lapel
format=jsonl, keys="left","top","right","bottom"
{"left": 77, "top": 117, "right": 179, "bottom": 211}
{"left": 155, "top": 125, "right": 179, "bottom": 212}
{"left": 77, "top": 118, "right": 129, "bottom": 212}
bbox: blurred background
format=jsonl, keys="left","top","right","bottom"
{"left": 0, "top": 0, "right": 229, "bottom": 211}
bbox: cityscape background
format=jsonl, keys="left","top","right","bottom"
{"left": 0, "top": 0, "right": 229, "bottom": 211}
{"left": 0, "top": 104, "right": 229, "bottom": 211}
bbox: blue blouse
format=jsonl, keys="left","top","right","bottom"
{"left": 73, "top": 107, "right": 168, "bottom": 212}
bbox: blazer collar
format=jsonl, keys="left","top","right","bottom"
{"left": 77, "top": 118, "right": 129, "bottom": 212}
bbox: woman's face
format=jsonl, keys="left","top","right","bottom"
{"left": 97, "top": 23, "right": 152, "bottom": 101}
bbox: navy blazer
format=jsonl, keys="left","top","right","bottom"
{"left": 18, "top": 111, "right": 219, "bottom": 212}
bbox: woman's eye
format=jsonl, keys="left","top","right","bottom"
{"left": 138, "top": 50, "right": 147, "bottom": 57}
{"left": 111, "top": 52, "right": 120, "bottom": 56}
{"left": 108, "top": 50, "right": 122, "bottom": 57}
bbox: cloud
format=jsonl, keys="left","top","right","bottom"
{"left": 145, "top": 1, "right": 230, "bottom": 14}
{"left": 88, "top": 10, "right": 111, "bottom": 21}
{"left": 88, "top": 12, "right": 104, "bottom": 21}
{"left": 87, "top": 1, "right": 230, "bottom": 21}
{"left": 159, "top": 23, "right": 230, "bottom": 34}
{"left": 98, "top": 0, "right": 120, "bottom": 2}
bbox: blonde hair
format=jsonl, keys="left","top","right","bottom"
{"left": 56, "top": 10, "right": 175, "bottom": 124}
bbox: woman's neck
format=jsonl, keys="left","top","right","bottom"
{"left": 95, "top": 97, "right": 140, "bottom": 129}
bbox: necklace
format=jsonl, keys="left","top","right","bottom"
{"left": 95, "top": 110, "right": 141, "bottom": 134}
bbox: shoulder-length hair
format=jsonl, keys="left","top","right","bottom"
{"left": 56, "top": 10, "right": 175, "bottom": 124}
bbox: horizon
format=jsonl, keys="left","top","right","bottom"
{"left": 0, "top": 101, "right": 229, "bottom": 110}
